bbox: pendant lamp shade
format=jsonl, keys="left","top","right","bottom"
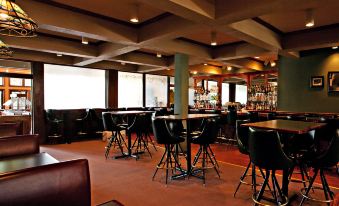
{"left": 0, "top": 0, "right": 38, "bottom": 37}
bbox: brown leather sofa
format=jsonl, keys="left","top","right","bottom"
{"left": 0, "top": 134, "right": 39, "bottom": 158}
{"left": 0, "top": 159, "right": 91, "bottom": 206}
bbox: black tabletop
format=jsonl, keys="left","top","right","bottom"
{"left": 154, "top": 113, "right": 220, "bottom": 120}
{"left": 0, "top": 152, "right": 59, "bottom": 174}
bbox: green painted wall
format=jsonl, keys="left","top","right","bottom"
{"left": 278, "top": 50, "right": 339, "bottom": 112}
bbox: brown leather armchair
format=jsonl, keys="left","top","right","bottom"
{"left": 0, "top": 159, "right": 91, "bottom": 206}
{"left": 0, "top": 134, "right": 39, "bottom": 158}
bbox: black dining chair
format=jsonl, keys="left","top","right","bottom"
{"left": 248, "top": 127, "right": 293, "bottom": 206}
{"left": 224, "top": 109, "right": 237, "bottom": 145}
{"left": 102, "top": 112, "right": 127, "bottom": 159}
{"left": 299, "top": 129, "right": 339, "bottom": 206}
{"left": 190, "top": 118, "right": 220, "bottom": 185}
{"left": 151, "top": 118, "right": 185, "bottom": 184}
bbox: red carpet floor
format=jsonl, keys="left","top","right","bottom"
{"left": 41, "top": 135, "right": 338, "bottom": 206}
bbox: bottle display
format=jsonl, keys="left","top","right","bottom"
{"left": 193, "top": 85, "right": 219, "bottom": 109}
{"left": 247, "top": 83, "right": 277, "bottom": 111}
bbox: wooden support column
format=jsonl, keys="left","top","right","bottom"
{"left": 229, "top": 83, "right": 236, "bottom": 102}
{"left": 32, "top": 62, "right": 46, "bottom": 143}
{"left": 217, "top": 77, "right": 222, "bottom": 109}
{"left": 143, "top": 74, "right": 146, "bottom": 107}
{"left": 107, "top": 70, "right": 118, "bottom": 108}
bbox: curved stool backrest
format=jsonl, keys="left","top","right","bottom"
{"left": 192, "top": 118, "right": 218, "bottom": 145}
{"left": 249, "top": 127, "right": 293, "bottom": 170}
{"left": 313, "top": 129, "right": 339, "bottom": 168}
{"left": 152, "top": 118, "right": 181, "bottom": 144}
{"left": 236, "top": 120, "right": 250, "bottom": 154}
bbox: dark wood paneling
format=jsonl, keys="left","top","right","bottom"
{"left": 32, "top": 62, "right": 46, "bottom": 143}
{"left": 107, "top": 70, "right": 118, "bottom": 108}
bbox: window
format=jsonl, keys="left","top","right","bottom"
{"left": 118, "top": 72, "right": 143, "bottom": 108}
{"left": 236, "top": 84, "right": 247, "bottom": 104}
{"left": 221, "top": 83, "right": 229, "bottom": 105}
{"left": 145, "top": 74, "right": 167, "bottom": 107}
{"left": 44, "top": 64, "right": 106, "bottom": 109}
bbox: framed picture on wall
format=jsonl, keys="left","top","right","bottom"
{"left": 328, "top": 72, "right": 339, "bottom": 92}
{"left": 9, "top": 78, "right": 23, "bottom": 86}
{"left": 310, "top": 76, "right": 324, "bottom": 88}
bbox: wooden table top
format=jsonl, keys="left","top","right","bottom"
{"left": 241, "top": 119, "right": 326, "bottom": 134}
{"left": 104, "top": 110, "right": 155, "bottom": 115}
{"left": 0, "top": 152, "right": 59, "bottom": 174}
{"left": 155, "top": 113, "right": 220, "bottom": 120}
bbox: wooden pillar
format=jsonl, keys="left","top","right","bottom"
{"left": 167, "top": 76, "right": 170, "bottom": 108}
{"left": 32, "top": 62, "right": 46, "bottom": 143}
{"left": 174, "top": 53, "right": 189, "bottom": 116}
{"left": 107, "top": 70, "right": 118, "bottom": 108}
{"left": 229, "top": 83, "right": 236, "bottom": 102}
{"left": 217, "top": 77, "right": 222, "bottom": 109}
{"left": 143, "top": 74, "right": 146, "bottom": 107}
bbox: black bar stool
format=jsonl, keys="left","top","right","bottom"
{"left": 45, "top": 109, "right": 63, "bottom": 144}
{"left": 299, "top": 129, "right": 339, "bottom": 206}
{"left": 151, "top": 118, "right": 185, "bottom": 184}
{"left": 102, "top": 112, "right": 127, "bottom": 159}
{"left": 233, "top": 120, "right": 267, "bottom": 197}
{"left": 130, "top": 114, "right": 152, "bottom": 160}
{"left": 249, "top": 127, "right": 293, "bottom": 206}
{"left": 190, "top": 118, "right": 220, "bottom": 185}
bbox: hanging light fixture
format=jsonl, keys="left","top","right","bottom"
{"left": 0, "top": 0, "right": 38, "bottom": 37}
{"left": 130, "top": 3, "right": 139, "bottom": 23}
{"left": 156, "top": 52, "right": 162, "bottom": 58}
{"left": 227, "top": 66, "right": 232, "bottom": 71}
{"left": 210, "top": 31, "right": 217, "bottom": 46}
{"left": 305, "top": 9, "right": 314, "bottom": 28}
{"left": 0, "top": 39, "right": 12, "bottom": 56}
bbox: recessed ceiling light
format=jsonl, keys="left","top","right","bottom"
{"left": 82, "top": 37, "right": 89, "bottom": 45}
{"left": 332, "top": 46, "right": 338, "bottom": 49}
{"left": 156, "top": 53, "right": 162, "bottom": 58}
{"left": 204, "top": 63, "right": 208, "bottom": 66}
{"left": 192, "top": 71, "right": 198, "bottom": 74}
{"left": 254, "top": 56, "right": 260, "bottom": 59}
{"left": 210, "top": 31, "right": 217, "bottom": 46}
{"left": 166, "top": 68, "right": 170, "bottom": 71}
{"left": 305, "top": 9, "right": 314, "bottom": 28}
{"left": 5, "top": 69, "right": 9, "bottom": 72}
{"left": 130, "top": 4, "right": 139, "bottom": 23}
{"left": 57, "top": 53, "right": 62, "bottom": 57}
{"left": 227, "top": 66, "right": 232, "bottom": 71}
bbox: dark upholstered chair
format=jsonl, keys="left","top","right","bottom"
{"left": 0, "top": 134, "right": 39, "bottom": 158}
{"left": 299, "top": 129, "right": 339, "bottom": 206}
{"left": 152, "top": 117, "right": 185, "bottom": 184}
{"left": 102, "top": 112, "right": 127, "bottom": 159}
{"left": 247, "top": 111, "right": 259, "bottom": 122}
{"left": 249, "top": 127, "right": 293, "bottom": 206}
{"left": 0, "top": 159, "right": 91, "bottom": 206}
{"left": 191, "top": 118, "right": 220, "bottom": 185}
